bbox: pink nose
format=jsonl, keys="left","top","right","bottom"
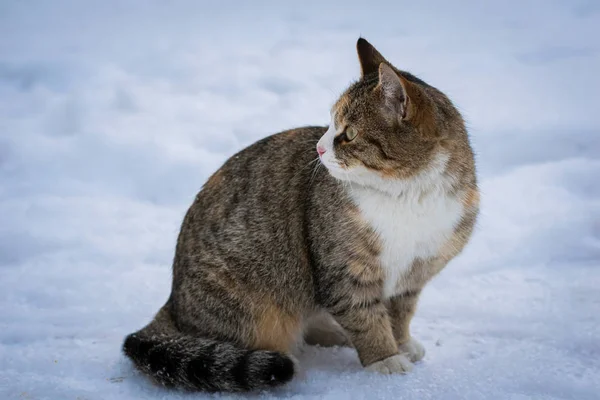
{"left": 317, "top": 146, "right": 326, "bottom": 157}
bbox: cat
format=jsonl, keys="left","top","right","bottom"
{"left": 123, "top": 38, "right": 479, "bottom": 392}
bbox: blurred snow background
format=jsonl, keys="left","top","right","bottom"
{"left": 1, "top": 1, "right": 599, "bottom": 399}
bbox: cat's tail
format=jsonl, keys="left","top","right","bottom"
{"left": 122, "top": 305, "right": 296, "bottom": 392}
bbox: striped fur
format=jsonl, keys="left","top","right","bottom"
{"left": 123, "top": 306, "right": 295, "bottom": 392}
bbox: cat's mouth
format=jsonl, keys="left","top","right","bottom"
{"left": 319, "top": 153, "right": 351, "bottom": 180}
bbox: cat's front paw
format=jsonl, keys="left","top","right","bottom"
{"left": 365, "top": 354, "right": 413, "bottom": 374}
{"left": 398, "top": 337, "right": 425, "bottom": 363}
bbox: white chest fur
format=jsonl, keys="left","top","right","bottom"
{"left": 349, "top": 186, "right": 464, "bottom": 298}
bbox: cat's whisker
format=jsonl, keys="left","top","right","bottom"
{"left": 309, "top": 159, "right": 322, "bottom": 187}
{"left": 343, "top": 169, "right": 356, "bottom": 194}
{"left": 291, "top": 157, "right": 321, "bottom": 182}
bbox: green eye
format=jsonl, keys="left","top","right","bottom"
{"left": 345, "top": 126, "right": 358, "bottom": 141}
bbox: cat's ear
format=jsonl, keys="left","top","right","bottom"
{"left": 357, "top": 38, "right": 387, "bottom": 77}
{"left": 377, "top": 62, "right": 410, "bottom": 120}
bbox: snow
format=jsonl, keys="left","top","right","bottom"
{"left": 1, "top": 1, "right": 599, "bottom": 399}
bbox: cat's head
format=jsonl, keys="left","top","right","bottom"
{"left": 317, "top": 38, "right": 466, "bottom": 196}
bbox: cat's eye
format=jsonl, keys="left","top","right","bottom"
{"left": 345, "top": 127, "right": 358, "bottom": 141}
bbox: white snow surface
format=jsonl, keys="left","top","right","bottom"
{"left": 1, "top": 1, "right": 599, "bottom": 399}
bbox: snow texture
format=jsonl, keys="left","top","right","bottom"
{"left": 1, "top": 1, "right": 599, "bottom": 399}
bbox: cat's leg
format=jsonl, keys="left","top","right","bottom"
{"left": 326, "top": 295, "right": 413, "bottom": 374}
{"left": 304, "top": 311, "right": 351, "bottom": 347}
{"left": 388, "top": 290, "right": 425, "bottom": 363}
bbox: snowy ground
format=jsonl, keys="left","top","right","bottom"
{"left": 1, "top": 1, "right": 599, "bottom": 399}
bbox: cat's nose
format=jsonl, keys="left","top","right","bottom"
{"left": 317, "top": 146, "right": 326, "bottom": 157}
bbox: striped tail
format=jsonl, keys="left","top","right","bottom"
{"left": 122, "top": 307, "right": 296, "bottom": 392}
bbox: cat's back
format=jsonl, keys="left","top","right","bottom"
{"left": 175, "top": 126, "right": 329, "bottom": 275}
{"left": 195, "top": 126, "right": 326, "bottom": 212}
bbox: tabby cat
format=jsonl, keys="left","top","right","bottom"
{"left": 123, "top": 38, "right": 479, "bottom": 392}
